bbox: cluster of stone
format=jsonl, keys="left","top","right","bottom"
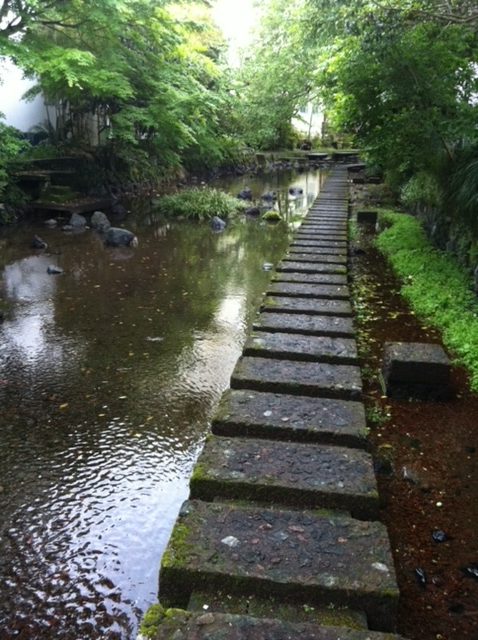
{"left": 152, "top": 169, "right": 407, "bottom": 640}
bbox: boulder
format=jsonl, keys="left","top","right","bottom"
{"left": 210, "top": 216, "right": 226, "bottom": 232}
{"left": 237, "top": 188, "right": 253, "bottom": 201}
{"left": 111, "top": 202, "right": 128, "bottom": 219}
{"left": 104, "top": 227, "right": 138, "bottom": 248}
{"left": 245, "top": 207, "right": 261, "bottom": 217}
{"left": 44, "top": 218, "right": 57, "bottom": 227}
{"left": 31, "top": 235, "right": 48, "bottom": 250}
{"left": 70, "top": 212, "right": 87, "bottom": 228}
{"left": 261, "top": 191, "right": 277, "bottom": 201}
{"left": 91, "top": 210, "right": 111, "bottom": 232}
{"left": 289, "top": 186, "right": 304, "bottom": 196}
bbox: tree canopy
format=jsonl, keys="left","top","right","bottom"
{"left": 0, "top": 0, "right": 239, "bottom": 181}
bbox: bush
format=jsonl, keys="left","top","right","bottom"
{"left": 152, "top": 187, "right": 247, "bottom": 221}
{"left": 376, "top": 210, "right": 478, "bottom": 390}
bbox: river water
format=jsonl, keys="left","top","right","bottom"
{"left": 0, "top": 169, "right": 325, "bottom": 639}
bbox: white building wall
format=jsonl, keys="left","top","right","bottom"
{"left": 1, "top": 58, "right": 50, "bottom": 132}
{"left": 292, "top": 103, "right": 324, "bottom": 139}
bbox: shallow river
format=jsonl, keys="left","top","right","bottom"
{"left": 0, "top": 169, "right": 325, "bottom": 639}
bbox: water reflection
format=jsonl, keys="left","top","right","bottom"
{"left": 0, "top": 169, "right": 324, "bottom": 638}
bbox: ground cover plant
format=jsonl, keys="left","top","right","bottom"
{"left": 152, "top": 187, "right": 247, "bottom": 221}
{"left": 376, "top": 210, "right": 478, "bottom": 390}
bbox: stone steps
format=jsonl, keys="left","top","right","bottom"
{"left": 152, "top": 168, "right": 406, "bottom": 640}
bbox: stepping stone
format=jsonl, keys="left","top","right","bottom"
{"left": 261, "top": 297, "right": 352, "bottom": 318}
{"left": 255, "top": 311, "right": 354, "bottom": 334}
{"left": 187, "top": 591, "right": 368, "bottom": 629}
{"left": 382, "top": 341, "right": 452, "bottom": 401}
{"left": 190, "top": 436, "right": 378, "bottom": 519}
{"left": 212, "top": 389, "right": 368, "bottom": 448}
{"left": 160, "top": 501, "right": 399, "bottom": 631}
{"left": 150, "top": 610, "right": 406, "bottom": 640}
{"left": 286, "top": 252, "right": 347, "bottom": 264}
{"left": 295, "top": 234, "right": 348, "bottom": 243}
{"left": 298, "top": 228, "right": 348, "bottom": 236}
{"left": 244, "top": 331, "right": 358, "bottom": 364}
{"left": 272, "top": 272, "right": 347, "bottom": 285}
{"left": 231, "top": 356, "right": 362, "bottom": 400}
{"left": 268, "top": 282, "right": 350, "bottom": 299}
{"left": 291, "top": 240, "right": 348, "bottom": 248}
{"left": 277, "top": 261, "right": 347, "bottom": 274}
{"left": 357, "top": 210, "right": 378, "bottom": 224}
{"left": 288, "top": 247, "right": 347, "bottom": 257}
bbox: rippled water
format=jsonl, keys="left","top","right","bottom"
{"left": 0, "top": 169, "right": 324, "bottom": 639}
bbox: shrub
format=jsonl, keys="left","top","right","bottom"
{"left": 152, "top": 187, "right": 247, "bottom": 221}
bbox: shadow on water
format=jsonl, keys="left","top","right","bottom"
{"left": 0, "top": 169, "right": 325, "bottom": 639}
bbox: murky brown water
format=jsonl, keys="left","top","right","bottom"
{"left": 0, "top": 170, "right": 324, "bottom": 639}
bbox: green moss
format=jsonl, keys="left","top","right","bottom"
{"left": 161, "top": 523, "right": 194, "bottom": 568}
{"left": 262, "top": 210, "right": 283, "bottom": 222}
{"left": 139, "top": 605, "right": 189, "bottom": 639}
{"left": 376, "top": 209, "right": 478, "bottom": 390}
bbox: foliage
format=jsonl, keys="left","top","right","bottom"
{"left": 0, "top": 115, "right": 29, "bottom": 219}
{"left": 376, "top": 210, "right": 478, "bottom": 390}
{"left": 1, "top": 0, "right": 238, "bottom": 180}
{"left": 234, "top": 0, "right": 322, "bottom": 150}
{"left": 401, "top": 172, "right": 442, "bottom": 213}
{"left": 152, "top": 187, "right": 247, "bottom": 221}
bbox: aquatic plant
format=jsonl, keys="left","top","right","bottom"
{"left": 152, "top": 187, "right": 247, "bottom": 221}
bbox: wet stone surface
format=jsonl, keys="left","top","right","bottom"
{"left": 272, "top": 272, "right": 348, "bottom": 285}
{"left": 288, "top": 246, "right": 348, "bottom": 257}
{"left": 267, "top": 282, "right": 350, "bottom": 299}
{"left": 211, "top": 389, "right": 368, "bottom": 448}
{"left": 244, "top": 331, "right": 358, "bottom": 364}
{"left": 190, "top": 436, "right": 378, "bottom": 519}
{"left": 277, "top": 261, "right": 347, "bottom": 274}
{"left": 285, "top": 252, "right": 347, "bottom": 264}
{"left": 151, "top": 611, "right": 406, "bottom": 640}
{"left": 230, "top": 356, "right": 362, "bottom": 400}
{"left": 255, "top": 310, "right": 354, "bottom": 334}
{"left": 261, "top": 295, "right": 352, "bottom": 316}
{"left": 187, "top": 590, "right": 368, "bottom": 628}
{"left": 293, "top": 235, "right": 349, "bottom": 244}
{"left": 290, "top": 239, "right": 348, "bottom": 248}
{"left": 160, "top": 501, "right": 399, "bottom": 631}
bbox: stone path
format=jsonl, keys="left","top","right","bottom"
{"left": 153, "top": 168, "right": 406, "bottom": 639}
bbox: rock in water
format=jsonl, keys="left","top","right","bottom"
{"left": 237, "top": 188, "right": 252, "bottom": 201}
{"left": 31, "top": 235, "right": 48, "bottom": 250}
{"left": 289, "top": 186, "right": 304, "bottom": 196}
{"left": 104, "top": 227, "right": 138, "bottom": 248}
{"left": 70, "top": 212, "right": 87, "bottom": 228}
{"left": 47, "top": 265, "right": 63, "bottom": 275}
{"left": 210, "top": 216, "right": 226, "bottom": 232}
{"left": 91, "top": 210, "right": 111, "bottom": 232}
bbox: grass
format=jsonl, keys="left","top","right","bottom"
{"left": 152, "top": 187, "right": 247, "bottom": 221}
{"left": 376, "top": 210, "right": 478, "bottom": 390}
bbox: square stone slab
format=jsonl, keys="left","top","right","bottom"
{"left": 190, "top": 436, "right": 378, "bottom": 519}
{"left": 231, "top": 356, "right": 362, "bottom": 400}
{"left": 254, "top": 311, "right": 354, "bottom": 335}
{"left": 267, "top": 282, "right": 350, "bottom": 299}
{"left": 382, "top": 342, "right": 451, "bottom": 400}
{"left": 150, "top": 611, "right": 407, "bottom": 640}
{"left": 160, "top": 501, "right": 399, "bottom": 631}
{"left": 244, "top": 331, "right": 358, "bottom": 364}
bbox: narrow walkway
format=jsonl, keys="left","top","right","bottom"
{"left": 153, "top": 169, "right": 406, "bottom": 639}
